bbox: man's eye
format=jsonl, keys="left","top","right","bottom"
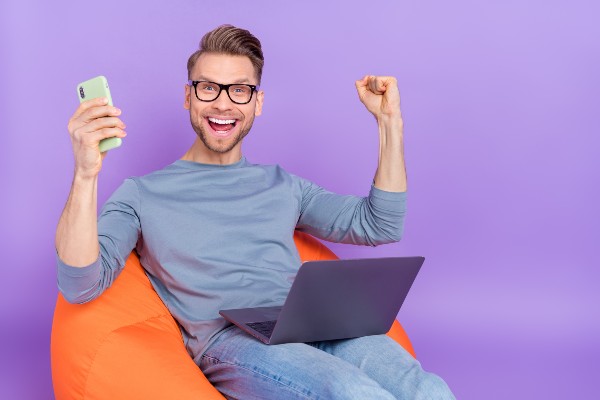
{"left": 202, "top": 85, "right": 216, "bottom": 91}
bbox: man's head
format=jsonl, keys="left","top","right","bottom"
{"left": 184, "top": 25, "right": 265, "bottom": 160}
{"left": 187, "top": 24, "right": 264, "bottom": 84}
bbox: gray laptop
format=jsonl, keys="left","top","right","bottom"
{"left": 219, "top": 256, "right": 424, "bottom": 345}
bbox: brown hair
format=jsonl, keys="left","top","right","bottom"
{"left": 187, "top": 24, "right": 264, "bottom": 84}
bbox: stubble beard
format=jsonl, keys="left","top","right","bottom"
{"left": 190, "top": 113, "right": 255, "bottom": 154}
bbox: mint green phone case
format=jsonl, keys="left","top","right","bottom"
{"left": 76, "top": 75, "right": 122, "bottom": 152}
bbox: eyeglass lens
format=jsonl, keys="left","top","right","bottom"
{"left": 195, "top": 82, "right": 253, "bottom": 104}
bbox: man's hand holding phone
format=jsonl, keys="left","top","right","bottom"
{"left": 57, "top": 85, "right": 127, "bottom": 268}
{"left": 67, "top": 97, "right": 126, "bottom": 180}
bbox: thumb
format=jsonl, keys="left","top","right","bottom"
{"left": 355, "top": 75, "right": 370, "bottom": 98}
{"left": 355, "top": 75, "right": 369, "bottom": 89}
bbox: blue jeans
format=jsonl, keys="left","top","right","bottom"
{"left": 199, "top": 327, "right": 455, "bottom": 400}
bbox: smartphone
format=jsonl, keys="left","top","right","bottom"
{"left": 76, "top": 75, "right": 122, "bottom": 152}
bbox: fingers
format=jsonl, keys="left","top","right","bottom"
{"left": 75, "top": 104, "right": 122, "bottom": 125}
{"left": 83, "top": 105, "right": 122, "bottom": 123}
{"left": 69, "top": 100, "right": 124, "bottom": 139}
{"left": 72, "top": 125, "right": 126, "bottom": 157}
{"left": 69, "top": 101, "right": 126, "bottom": 154}
{"left": 355, "top": 75, "right": 402, "bottom": 118}
{"left": 68, "top": 98, "right": 126, "bottom": 178}
{"left": 355, "top": 75, "right": 371, "bottom": 100}
{"left": 70, "top": 115, "right": 125, "bottom": 139}
{"left": 72, "top": 117, "right": 126, "bottom": 144}
{"left": 69, "top": 99, "right": 122, "bottom": 133}
{"left": 355, "top": 75, "right": 400, "bottom": 102}
{"left": 355, "top": 75, "right": 370, "bottom": 90}
{"left": 73, "top": 126, "right": 125, "bottom": 149}
{"left": 367, "top": 76, "right": 382, "bottom": 93}
{"left": 84, "top": 116, "right": 126, "bottom": 132}
{"left": 358, "top": 75, "right": 397, "bottom": 94}
{"left": 87, "top": 127, "right": 127, "bottom": 145}
{"left": 71, "top": 97, "right": 110, "bottom": 120}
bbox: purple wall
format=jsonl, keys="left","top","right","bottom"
{"left": 1, "top": 1, "right": 598, "bottom": 398}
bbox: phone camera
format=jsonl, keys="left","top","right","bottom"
{"left": 79, "top": 86, "right": 85, "bottom": 99}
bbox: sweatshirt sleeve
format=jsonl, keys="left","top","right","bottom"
{"left": 56, "top": 178, "right": 142, "bottom": 304}
{"left": 294, "top": 177, "right": 407, "bottom": 246}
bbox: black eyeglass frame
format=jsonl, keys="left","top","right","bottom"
{"left": 187, "top": 80, "right": 259, "bottom": 105}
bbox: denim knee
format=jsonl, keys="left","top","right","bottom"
{"left": 316, "top": 368, "right": 396, "bottom": 400}
{"left": 411, "top": 373, "right": 456, "bottom": 400}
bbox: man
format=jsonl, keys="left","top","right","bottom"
{"left": 56, "top": 25, "right": 454, "bottom": 399}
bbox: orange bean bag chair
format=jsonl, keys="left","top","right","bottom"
{"left": 51, "top": 231, "right": 415, "bottom": 400}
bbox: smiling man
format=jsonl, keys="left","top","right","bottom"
{"left": 182, "top": 50, "right": 263, "bottom": 164}
{"left": 56, "top": 25, "right": 454, "bottom": 399}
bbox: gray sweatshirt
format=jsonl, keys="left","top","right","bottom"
{"left": 57, "top": 157, "right": 407, "bottom": 362}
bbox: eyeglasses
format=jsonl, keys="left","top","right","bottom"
{"left": 188, "top": 80, "right": 259, "bottom": 105}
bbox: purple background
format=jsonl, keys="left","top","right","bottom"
{"left": 1, "top": 1, "right": 598, "bottom": 398}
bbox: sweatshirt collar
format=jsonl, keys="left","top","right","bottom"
{"left": 173, "top": 156, "right": 249, "bottom": 171}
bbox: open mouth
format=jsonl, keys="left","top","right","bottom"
{"left": 206, "top": 117, "right": 238, "bottom": 137}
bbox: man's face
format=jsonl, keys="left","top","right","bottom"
{"left": 184, "top": 53, "right": 264, "bottom": 155}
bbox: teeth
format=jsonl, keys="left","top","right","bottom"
{"left": 208, "top": 117, "right": 236, "bottom": 125}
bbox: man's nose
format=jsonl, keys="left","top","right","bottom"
{"left": 212, "top": 89, "right": 234, "bottom": 110}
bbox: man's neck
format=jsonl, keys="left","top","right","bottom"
{"left": 181, "top": 139, "right": 243, "bottom": 165}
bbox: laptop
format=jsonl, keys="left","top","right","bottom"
{"left": 219, "top": 256, "right": 424, "bottom": 345}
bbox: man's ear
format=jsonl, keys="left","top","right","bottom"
{"left": 184, "top": 84, "right": 191, "bottom": 110}
{"left": 254, "top": 90, "right": 264, "bottom": 116}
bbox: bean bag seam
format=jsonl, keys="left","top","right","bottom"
{"left": 82, "top": 313, "right": 181, "bottom": 399}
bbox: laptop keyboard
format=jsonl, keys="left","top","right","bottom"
{"left": 246, "top": 320, "right": 277, "bottom": 338}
